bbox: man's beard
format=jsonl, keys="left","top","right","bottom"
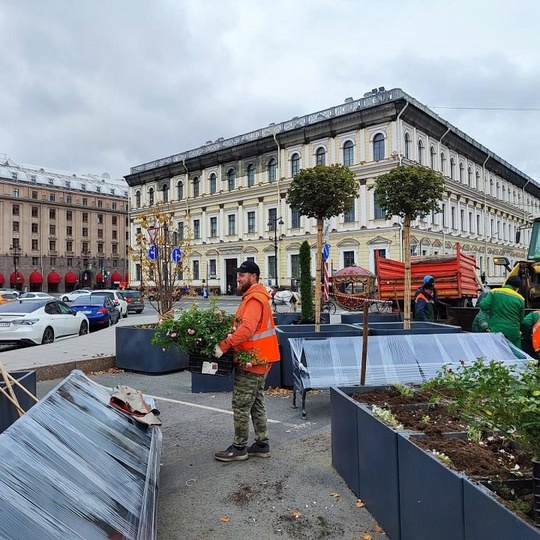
{"left": 238, "top": 281, "right": 251, "bottom": 294}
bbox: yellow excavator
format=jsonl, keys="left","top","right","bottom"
{"left": 494, "top": 217, "right": 540, "bottom": 309}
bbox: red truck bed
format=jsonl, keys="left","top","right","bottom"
{"left": 376, "top": 243, "right": 479, "bottom": 302}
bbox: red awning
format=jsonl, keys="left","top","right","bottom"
{"left": 111, "top": 271, "right": 122, "bottom": 283}
{"left": 29, "top": 271, "right": 43, "bottom": 284}
{"left": 47, "top": 271, "right": 62, "bottom": 284}
{"left": 0, "top": 273, "right": 4, "bottom": 285}
{"left": 65, "top": 271, "right": 78, "bottom": 283}
{"left": 10, "top": 271, "right": 25, "bottom": 284}
{"left": 96, "top": 272, "right": 104, "bottom": 282}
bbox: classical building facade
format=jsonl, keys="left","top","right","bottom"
{"left": 125, "top": 87, "right": 539, "bottom": 294}
{"left": 0, "top": 155, "right": 129, "bottom": 292}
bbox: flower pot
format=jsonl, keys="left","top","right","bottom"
{"left": 115, "top": 326, "right": 189, "bottom": 374}
{"left": 0, "top": 371, "right": 36, "bottom": 434}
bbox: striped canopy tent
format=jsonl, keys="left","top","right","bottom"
{"left": 29, "top": 271, "right": 43, "bottom": 284}
{"left": 47, "top": 271, "right": 62, "bottom": 284}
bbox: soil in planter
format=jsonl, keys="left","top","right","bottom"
{"left": 351, "top": 386, "right": 452, "bottom": 406}
{"left": 390, "top": 403, "right": 468, "bottom": 436}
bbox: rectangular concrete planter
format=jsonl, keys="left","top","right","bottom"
{"left": 115, "top": 326, "right": 189, "bottom": 374}
{"left": 0, "top": 371, "right": 36, "bottom": 434}
{"left": 276, "top": 323, "right": 362, "bottom": 388}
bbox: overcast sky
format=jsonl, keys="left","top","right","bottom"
{"left": 1, "top": 0, "right": 539, "bottom": 181}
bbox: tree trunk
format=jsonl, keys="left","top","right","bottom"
{"left": 403, "top": 215, "right": 412, "bottom": 330}
{"left": 315, "top": 218, "right": 323, "bottom": 332}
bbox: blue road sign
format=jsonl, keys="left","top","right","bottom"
{"left": 148, "top": 245, "right": 159, "bottom": 260}
{"left": 322, "top": 243, "right": 330, "bottom": 261}
{"left": 172, "top": 247, "right": 182, "bottom": 263}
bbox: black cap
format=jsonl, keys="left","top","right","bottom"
{"left": 506, "top": 275, "right": 522, "bottom": 288}
{"left": 236, "top": 260, "right": 260, "bottom": 277}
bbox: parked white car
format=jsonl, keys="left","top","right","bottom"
{"left": 61, "top": 289, "right": 92, "bottom": 302}
{"left": 18, "top": 292, "right": 55, "bottom": 300}
{"left": 91, "top": 290, "right": 129, "bottom": 318}
{"left": 0, "top": 298, "right": 89, "bottom": 345}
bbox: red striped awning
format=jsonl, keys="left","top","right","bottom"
{"left": 47, "top": 271, "right": 62, "bottom": 284}
{"left": 29, "top": 271, "right": 43, "bottom": 284}
{"left": 65, "top": 271, "right": 77, "bottom": 284}
{"left": 10, "top": 271, "right": 24, "bottom": 284}
{"left": 111, "top": 271, "right": 122, "bottom": 283}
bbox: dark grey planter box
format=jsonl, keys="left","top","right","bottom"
{"left": 0, "top": 371, "right": 36, "bottom": 434}
{"left": 398, "top": 434, "right": 465, "bottom": 540}
{"left": 340, "top": 313, "right": 401, "bottom": 324}
{"left": 115, "top": 326, "right": 189, "bottom": 374}
{"left": 463, "top": 478, "right": 540, "bottom": 539}
{"left": 362, "top": 321, "right": 462, "bottom": 335}
{"left": 273, "top": 313, "right": 302, "bottom": 326}
{"left": 276, "top": 323, "right": 362, "bottom": 388}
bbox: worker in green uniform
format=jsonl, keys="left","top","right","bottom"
{"left": 478, "top": 275, "right": 525, "bottom": 348}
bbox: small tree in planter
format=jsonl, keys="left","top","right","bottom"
{"left": 130, "top": 205, "right": 192, "bottom": 321}
{"left": 287, "top": 164, "right": 358, "bottom": 330}
{"left": 299, "top": 240, "right": 314, "bottom": 323}
{"left": 374, "top": 165, "right": 444, "bottom": 329}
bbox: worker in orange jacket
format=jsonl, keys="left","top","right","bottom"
{"left": 213, "top": 260, "right": 280, "bottom": 462}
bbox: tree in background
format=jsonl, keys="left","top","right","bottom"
{"left": 299, "top": 240, "right": 314, "bottom": 322}
{"left": 374, "top": 165, "right": 445, "bottom": 329}
{"left": 287, "top": 165, "right": 359, "bottom": 330}
{"left": 130, "top": 206, "right": 192, "bottom": 320}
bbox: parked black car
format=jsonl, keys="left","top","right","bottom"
{"left": 121, "top": 290, "right": 145, "bottom": 313}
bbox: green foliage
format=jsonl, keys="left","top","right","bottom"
{"left": 286, "top": 164, "right": 359, "bottom": 219}
{"left": 434, "top": 359, "right": 540, "bottom": 458}
{"left": 373, "top": 165, "right": 445, "bottom": 221}
{"left": 372, "top": 405, "right": 404, "bottom": 430}
{"left": 299, "top": 240, "right": 314, "bottom": 321}
{"left": 152, "top": 300, "right": 234, "bottom": 357}
{"left": 393, "top": 382, "right": 414, "bottom": 397}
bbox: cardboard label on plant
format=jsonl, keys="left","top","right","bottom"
{"left": 201, "top": 361, "right": 219, "bottom": 375}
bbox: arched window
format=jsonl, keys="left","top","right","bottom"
{"left": 247, "top": 164, "right": 255, "bottom": 187}
{"left": 268, "top": 158, "right": 277, "bottom": 182}
{"left": 192, "top": 177, "right": 200, "bottom": 197}
{"left": 467, "top": 167, "right": 472, "bottom": 186}
{"left": 459, "top": 162, "right": 464, "bottom": 182}
{"left": 450, "top": 158, "right": 456, "bottom": 179}
{"left": 418, "top": 141, "right": 424, "bottom": 165}
{"left": 343, "top": 141, "right": 354, "bottom": 166}
{"left": 373, "top": 133, "right": 385, "bottom": 161}
{"left": 135, "top": 190, "right": 141, "bottom": 208}
{"left": 177, "top": 181, "right": 184, "bottom": 200}
{"left": 227, "top": 168, "right": 235, "bottom": 191}
{"left": 315, "top": 147, "right": 326, "bottom": 166}
{"left": 475, "top": 171, "right": 480, "bottom": 190}
{"left": 209, "top": 173, "right": 217, "bottom": 194}
{"left": 148, "top": 187, "right": 154, "bottom": 206}
{"left": 440, "top": 153, "right": 446, "bottom": 175}
{"left": 430, "top": 146, "right": 436, "bottom": 169}
{"left": 161, "top": 184, "right": 169, "bottom": 203}
{"left": 404, "top": 132, "right": 411, "bottom": 159}
{"left": 290, "top": 153, "right": 300, "bottom": 176}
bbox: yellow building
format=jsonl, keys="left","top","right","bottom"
{"left": 125, "top": 87, "right": 538, "bottom": 294}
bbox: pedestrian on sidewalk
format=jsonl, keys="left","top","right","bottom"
{"left": 213, "top": 260, "right": 280, "bottom": 462}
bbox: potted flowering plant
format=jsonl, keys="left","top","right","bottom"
{"left": 151, "top": 301, "right": 269, "bottom": 373}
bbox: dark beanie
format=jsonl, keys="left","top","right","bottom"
{"left": 506, "top": 276, "right": 522, "bottom": 288}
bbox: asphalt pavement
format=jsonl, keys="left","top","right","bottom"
{"left": 3, "top": 297, "right": 388, "bottom": 540}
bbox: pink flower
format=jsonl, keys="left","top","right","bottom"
{"left": 246, "top": 362, "right": 252, "bottom": 368}
{"left": 187, "top": 329, "right": 195, "bottom": 335}
{"left": 170, "top": 332, "right": 177, "bottom": 338}
{"left": 227, "top": 333, "right": 232, "bottom": 339}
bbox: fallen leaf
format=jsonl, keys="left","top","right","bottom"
{"left": 362, "top": 535, "right": 372, "bottom": 540}
{"left": 356, "top": 499, "right": 365, "bottom": 508}
{"left": 330, "top": 492, "right": 342, "bottom": 503}
{"left": 373, "top": 524, "right": 384, "bottom": 533}
{"left": 220, "top": 516, "right": 230, "bottom": 522}
{"left": 291, "top": 509, "right": 302, "bottom": 518}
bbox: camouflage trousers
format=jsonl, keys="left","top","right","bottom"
{"left": 232, "top": 369, "right": 268, "bottom": 448}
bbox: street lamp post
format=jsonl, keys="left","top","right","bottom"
{"left": 268, "top": 216, "right": 284, "bottom": 288}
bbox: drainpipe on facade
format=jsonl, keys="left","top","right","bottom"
{"left": 396, "top": 102, "right": 409, "bottom": 165}
{"left": 482, "top": 154, "right": 491, "bottom": 275}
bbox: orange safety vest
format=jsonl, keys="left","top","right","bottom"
{"left": 532, "top": 311, "right": 540, "bottom": 352}
{"left": 233, "top": 287, "right": 280, "bottom": 375}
